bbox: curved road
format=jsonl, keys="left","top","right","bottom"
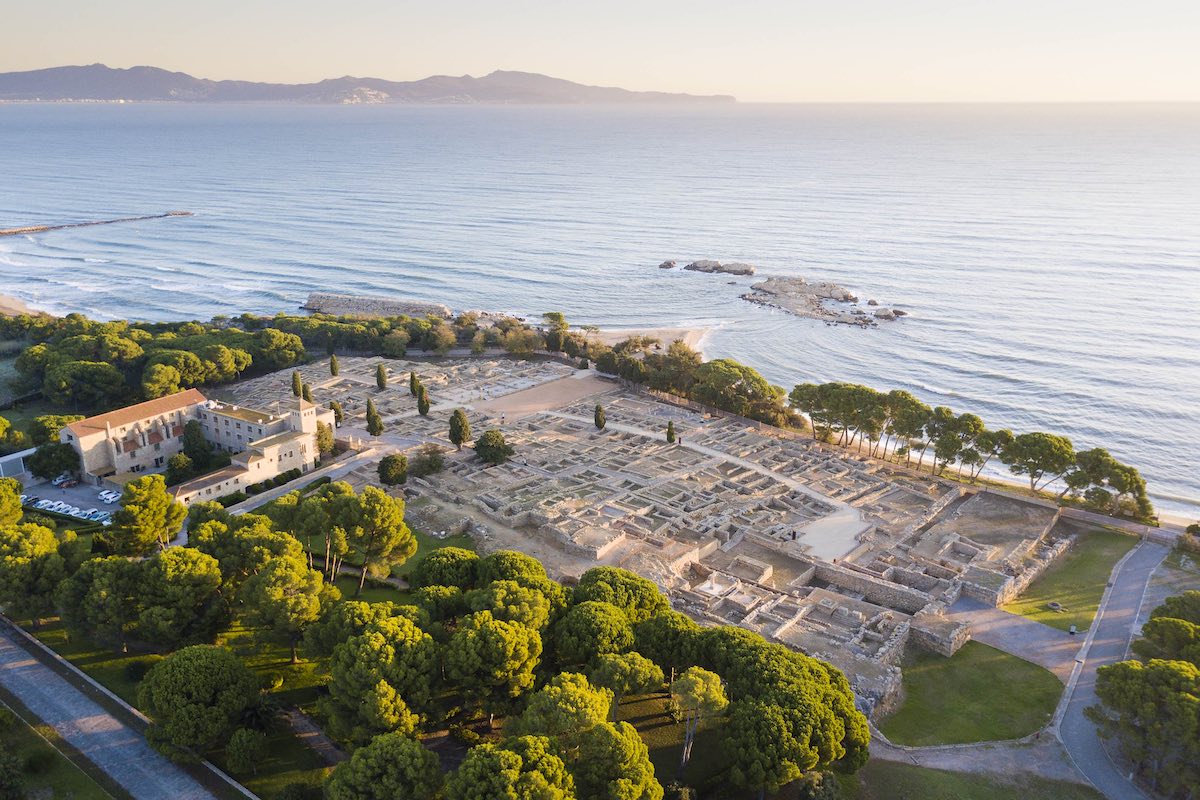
{"left": 1058, "top": 540, "right": 1168, "bottom": 800}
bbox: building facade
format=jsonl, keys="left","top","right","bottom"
{"left": 61, "top": 389, "right": 335, "bottom": 504}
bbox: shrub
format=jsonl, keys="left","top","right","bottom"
{"left": 276, "top": 781, "right": 322, "bottom": 800}
{"left": 22, "top": 750, "right": 55, "bottom": 775}
{"left": 410, "top": 443, "right": 445, "bottom": 478}
{"left": 217, "top": 492, "right": 247, "bottom": 507}
{"left": 123, "top": 658, "right": 159, "bottom": 683}
{"left": 21, "top": 512, "right": 57, "bottom": 530}
{"left": 449, "top": 724, "right": 483, "bottom": 746}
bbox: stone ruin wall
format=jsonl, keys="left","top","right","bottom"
{"left": 303, "top": 292, "right": 453, "bottom": 319}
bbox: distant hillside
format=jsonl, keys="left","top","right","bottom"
{"left": 0, "top": 64, "right": 736, "bottom": 104}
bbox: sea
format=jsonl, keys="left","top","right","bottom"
{"left": 1, "top": 103, "right": 1198, "bottom": 517}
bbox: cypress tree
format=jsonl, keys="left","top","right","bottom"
{"left": 376, "top": 363, "right": 388, "bottom": 391}
{"left": 330, "top": 354, "right": 339, "bottom": 376}
{"left": 449, "top": 409, "right": 471, "bottom": 451}
{"left": 291, "top": 371, "right": 302, "bottom": 397}
{"left": 366, "top": 398, "right": 384, "bottom": 436}
{"left": 301, "top": 383, "right": 313, "bottom": 403}
{"left": 595, "top": 403, "right": 606, "bottom": 431}
{"left": 409, "top": 371, "right": 419, "bottom": 397}
{"left": 417, "top": 386, "right": 431, "bottom": 417}
{"left": 667, "top": 420, "right": 677, "bottom": 443}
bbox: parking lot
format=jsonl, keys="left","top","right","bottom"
{"left": 21, "top": 477, "right": 119, "bottom": 523}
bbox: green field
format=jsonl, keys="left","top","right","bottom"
{"left": 842, "top": 759, "right": 1104, "bottom": 800}
{"left": 0, "top": 696, "right": 117, "bottom": 799}
{"left": 1003, "top": 527, "right": 1139, "bottom": 632}
{"left": 616, "top": 692, "right": 727, "bottom": 790}
{"left": 880, "top": 641, "right": 1061, "bottom": 746}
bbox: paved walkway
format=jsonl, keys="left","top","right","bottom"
{"left": 0, "top": 625, "right": 219, "bottom": 800}
{"left": 1058, "top": 541, "right": 1168, "bottom": 800}
{"left": 947, "top": 596, "right": 1080, "bottom": 682}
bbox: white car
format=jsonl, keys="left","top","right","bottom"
{"left": 34, "top": 499, "right": 53, "bottom": 510}
{"left": 99, "top": 490, "right": 122, "bottom": 504}
{"left": 51, "top": 474, "right": 72, "bottom": 487}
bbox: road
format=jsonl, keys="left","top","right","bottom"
{"left": 0, "top": 624, "right": 219, "bottom": 800}
{"left": 1057, "top": 540, "right": 1169, "bottom": 800}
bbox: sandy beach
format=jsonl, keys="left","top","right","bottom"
{"left": 0, "top": 293, "right": 39, "bottom": 317}
{"left": 590, "top": 326, "right": 713, "bottom": 357}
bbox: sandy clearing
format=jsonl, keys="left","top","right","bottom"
{"left": 472, "top": 373, "right": 617, "bottom": 420}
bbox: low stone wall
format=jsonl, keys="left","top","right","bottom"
{"left": 811, "top": 560, "right": 932, "bottom": 614}
{"left": 302, "top": 292, "right": 452, "bottom": 319}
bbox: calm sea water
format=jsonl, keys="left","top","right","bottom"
{"left": 1, "top": 103, "right": 1198, "bottom": 516}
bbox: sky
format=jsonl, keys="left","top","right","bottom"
{"left": 3, "top": 0, "right": 1199, "bottom": 102}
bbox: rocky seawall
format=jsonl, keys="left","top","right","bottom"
{"left": 659, "top": 259, "right": 756, "bottom": 276}
{"left": 302, "top": 292, "right": 453, "bottom": 319}
{"left": 741, "top": 277, "right": 907, "bottom": 327}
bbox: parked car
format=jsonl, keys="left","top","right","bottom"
{"left": 22, "top": 495, "right": 40, "bottom": 506}
{"left": 33, "top": 499, "right": 52, "bottom": 510}
{"left": 60, "top": 480, "right": 79, "bottom": 489}
{"left": 51, "top": 473, "right": 72, "bottom": 487}
{"left": 98, "top": 490, "right": 122, "bottom": 504}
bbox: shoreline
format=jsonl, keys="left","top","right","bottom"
{"left": 0, "top": 292, "right": 1194, "bottom": 522}
{"left": 0, "top": 293, "right": 40, "bottom": 317}
{"left": 590, "top": 326, "right": 713, "bottom": 358}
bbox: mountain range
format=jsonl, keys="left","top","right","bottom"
{"left": 0, "top": 64, "right": 735, "bottom": 104}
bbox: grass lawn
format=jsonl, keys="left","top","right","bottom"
{"left": 1003, "top": 527, "right": 1139, "bottom": 632}
{"left": 332, "top": 574, "right": 410, "bottom": 603}
{"left": 0, "top": 396, "right": 72, "bottom": 438}
{"left": 0, "top": 695, "right": 118, "bottom": 799}
{"left": 617, "top": 692, "right": 727, "bottom": 790}
{"left": 299, "top": 526, "right": 473, "bottom": 584}
{"left": 880, "top": 641, "right": 1061, "bottom": 745}
{"left": 25, "top": 618, "right": 162, "bottom": 707}
{"left": 842, "top": 759, "right": 1105, "bottom": 800}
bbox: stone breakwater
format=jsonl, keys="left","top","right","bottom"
{"left": 0, "top": 211, "right": 192, "bottom": 237}
{"left": 301, "top": 292, "right": 453, "bottom": 319}
{"left": 659, "top": 259, "right": 757, "bottom": 276}
{"left": 741, "top": 276, "right": 907, "bottom": 327}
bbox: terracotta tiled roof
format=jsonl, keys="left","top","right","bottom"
{"left": 66, "top": 389, "right": 207, "bottom": 438}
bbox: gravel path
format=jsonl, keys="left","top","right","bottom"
{"left": 0, "top": 625, "right": 219, "bottom": 800}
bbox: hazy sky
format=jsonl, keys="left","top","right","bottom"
{"left": 4, "top": 0, "right": 1198, "bottom": 102}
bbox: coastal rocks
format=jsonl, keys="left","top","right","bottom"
{"left": 659, "top": 260, "right": 677, "bottom": 269}
{"left": 302, "top": 292, "right": 453, "bottom": 319}
{"left": 683, "top": 260, "right": 757, "bottom": 276}
{"left": 741, "top": 276, "right": 903, "bottom": 327}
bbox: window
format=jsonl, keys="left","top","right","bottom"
{"left": 154, "top": 456, "right": 164, "bottom": 467}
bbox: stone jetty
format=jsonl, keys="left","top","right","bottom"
{"left": 0, "top": 211, "right": 192, "bottom": 237}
